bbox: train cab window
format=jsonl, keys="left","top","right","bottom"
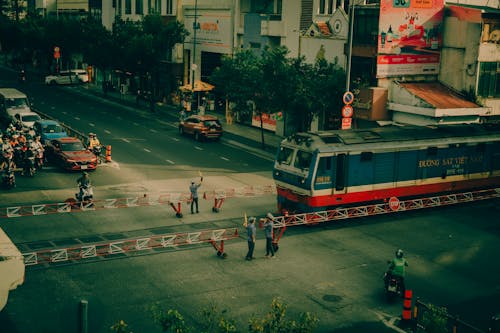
{"left": 294, "top": 150, "right": 312, "bottom": 170}
{"left": 277, "top": 147, "right": 294, "bottom": 165}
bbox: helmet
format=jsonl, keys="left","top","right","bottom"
{"left": 396, "top": 249, "right": 404, "bottom": 258}
{"left": 89, "top": 133, "right": 96, "bottom": 137}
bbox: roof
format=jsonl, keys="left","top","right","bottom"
{"left": 316, "top": 21, "right": 332, "bottom": 36}
{"left": 400, "top": 82, "right": 479, "bottom": 109}
{"left": 0, "top": 88, "right": 28, "bottom": 98}
{"left": 36, "top": 119, "right": 60, "bottom": 125}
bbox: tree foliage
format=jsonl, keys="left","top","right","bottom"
{"left": 211, "top": 46, "right": 345, "bottom": 136}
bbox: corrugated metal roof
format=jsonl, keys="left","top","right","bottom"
{"left": 316, "top": 21, "right": 332, "bottom": 36}
{"left": 400, "top": 82, "right": 479, "bottom": 109}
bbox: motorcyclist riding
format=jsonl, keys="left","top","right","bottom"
{"left": 76, "top": 171, "right": 92, "bottom": 201}
{"left": 385, "top": 249, "right": 409, "bottom": 295}
{"left": 88, "top": 133, "right": 101, "bottom": 150}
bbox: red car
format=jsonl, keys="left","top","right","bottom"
{"left": 45, "top": 137, "right": 98, "bottom": 171}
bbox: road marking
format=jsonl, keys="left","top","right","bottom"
{"left": 150, "top": 129, "right": 157, "bottom": 133}
{"left": 74, "top": 116, "right": 80, "bottom": 121}
{"left": 194, "top": 146, "right": 203, "bottom": 151}
{"left": 166, "top": 159, "right": 175, "bottom": 164}
{"left": 133, "top": 122, "right": 139, "bottom": 126}
{"left": 104, "top": 129, "right": 111, "bottom": 134}
{"left": 122, "top": 138, "right": 130, "bottom": 143}
{"left": 171, "top": 137, "right": 180, "bottom": 142}
{"left": 220, "top": 156, "right": 230, "bottom": 161}
{"left": 144, "top": 148, "right": 151, "bottom": 153}
{"left": 89, "top": 123, "right": 95, "bottom": 127}
{"left": 117, "top": 116, "right": 123, "bottom": 120}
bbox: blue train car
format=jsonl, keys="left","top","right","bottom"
{"left": 272, "top": 124, "right": 500, "bottom": 213}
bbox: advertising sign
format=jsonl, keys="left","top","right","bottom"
{"left": 376, "top": 0, "right": 444, "bottom": 77}
{"left": 251, "top": 112, "right": 281, "bottom": 132}
{"left": 184, "top": 8, "right": 232, "bottom": 53}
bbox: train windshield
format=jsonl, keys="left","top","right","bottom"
{"left": 277, "top": 147, "right": 294, "bottom": 165}
{"left": 294, "top": 150, "right": 312, "bottom": 170}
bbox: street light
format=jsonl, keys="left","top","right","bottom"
{"left": 191, "top": 0, "right": 198, "bottom": 91}
{"left": 346, "top": 0, "right": 356, "bottom": 93}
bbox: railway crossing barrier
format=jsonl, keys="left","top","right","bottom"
{"left": 203, "top": 184, "right": 277, "bottom": 212}
{"left": 269, "top": 188, "right": 500, "bottom": 246}
{"left": 1, "top": 184, "right": 276, "bottom": 219}
{"left": 21, "top": 227, "right": 239, "bottom": 267}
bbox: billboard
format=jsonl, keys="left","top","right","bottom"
{"left": 376, "top": 0, "right": 444, "bottom": 77}
{"left": 184, "top": 8, "right": 233, "bottom": 53}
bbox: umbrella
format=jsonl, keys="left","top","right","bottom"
{"left": 179, "top": 80, "right": 215, "bottom": 92}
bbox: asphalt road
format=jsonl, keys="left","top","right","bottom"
{"left": 1, "top": 68, "right": 499, "bottom": 333}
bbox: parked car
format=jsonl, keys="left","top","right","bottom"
{"left": 13, "top": 111, "right": 42, "bottom": 130}
{"left": 44, "top": 137, "right": 98, "bottom": 171}
{"left": 44, "top": 69, "right": 88, "bottom": 85}
{"left": 33, "top": 119, "right": 68, "bottom": 143}
{"left": 178, "top": 115, "right": 223, "bottom": 141}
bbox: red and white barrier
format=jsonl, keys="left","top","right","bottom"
{"left": 203, "top": 184, "right": 276, "bottom": 212}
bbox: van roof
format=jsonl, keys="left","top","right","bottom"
{"left": 0, "top": 88, "right": 28, "bottom": 98}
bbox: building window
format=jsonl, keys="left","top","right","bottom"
{"left": 336, "top": 0, "right": 343, "bottom": 10}
{"left": 125, "top": 0, "right": 131, "bottom": 14}
{"left": 135, "top": 0, "right": 143, "bottom": 14}
{"left": 166, "top": 0, "right": 173, "bottom": 14}
{"left": 478, "top": 62, "right": 500, "bottom": 98}
{"left": 319, "top": 0, "right": 326, "bottom": 14}
{"left": 328, "top": 0, "right": 334, "bottom": 14}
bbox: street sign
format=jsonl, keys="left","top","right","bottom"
{"left": 342, "top": 105, "right": 354, "bottom": 118}
{"left": 343, "top": 91, "right": 354, "bottom": 105}
{"left": 389, "top": 197, "right": 400, "bottom": 211}
{"left": 341, "top": 117, "right": 352, "bottom": 130}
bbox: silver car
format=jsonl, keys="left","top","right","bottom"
{"left": 45, "top": 70, "right": 88, "bottom": 85}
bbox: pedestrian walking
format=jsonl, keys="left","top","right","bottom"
{"left": 189, "top": 175, "right": 203, "bottom": 214}
{"left": 244, "top": 216, "right": 256, "bottom": 261}
{"left": 264, "top": 213, "right": 275, "bottom": 258}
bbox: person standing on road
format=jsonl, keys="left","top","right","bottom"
{"left": 189, "top": 175, "right": 203, "bottom": 214}
{"left": 244, "top": 216, "right": 256, "bottom": 261}
{"left": 263, "top": 213, "right": 275, "bottom": 258}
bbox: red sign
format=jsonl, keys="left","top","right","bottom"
{"left": 341, "top": 117, "right": 352, "bottom": 130}
{"left": 389, "top": 197, "right": 400, "bottom": 211}
{"left": 343, "top": 91, "right": 354, "bottom": 105}
{"left": 342, "top": 105, "right": 354, "bottom": 118}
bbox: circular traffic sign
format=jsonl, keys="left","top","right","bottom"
{"left": 342, "top": 105, "right": 354, "bottom": 118}
{"left": 343, "top": 91, "right": 354, "bottom": 105}
{"left": 388, "top": 197, "right": 400, "bottom": 211}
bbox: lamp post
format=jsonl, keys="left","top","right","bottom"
{"left": 346, "top": 0, "right": 355, "bottom": 92}
{"left": 191, "top": 0, "right": 198, "bottom": 91}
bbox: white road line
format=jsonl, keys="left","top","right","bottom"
{"left": 89, "top": 123, "right": 95, "bottom": 127}
{"left": 166, "top": 159, "right": 175, "bottom": 164}
{"left": 144, "top": 148, "right": 151, "bottom": 153}
{"left": 104, "top": 129, "right": 111, "bottom": 134}
{"left": 122, "top": 138, "right": 130, "bottom": 143}
{"left": 171, "top": 137, "right": 180, "bottom": 142}
{"left": 150, "top": 129, "right": 157, "bottom": 133}
{"left": 74, "top": 116, "right": 80, "bottom": 120}
{"left": 194, "top": 146, "right": 203, "bottom": 151}
{"left": 220, "top": 156, "right": 230, "bottom": 161}
{"left": 133, "top": 122, "right": 139, "bottom": 126}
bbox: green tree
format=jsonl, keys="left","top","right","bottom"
{"left": 420, "top": 304, "right": 449, "bottom": 333}
{"left": 151, "top": 303, "right": 189, "bottom": 333}
{"left": 199, "top": 303, "right": 237, "bottom": 333}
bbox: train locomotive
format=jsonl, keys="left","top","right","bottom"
{"left": 272, "top": 124, "right": 500, "bottom": 213}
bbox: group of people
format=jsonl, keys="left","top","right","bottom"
{"left": 244, "top": 213, "right": 276, "bottom": 261}
{"left": 1, "top": 123, "right": 44, "bottom": 178}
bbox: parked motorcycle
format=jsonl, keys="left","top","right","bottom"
{"left": 75, "top": 184, "right": 93, "bottom": 202}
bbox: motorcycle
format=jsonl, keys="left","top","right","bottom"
{"left": 383, "top": 271, "right": 403, "bottom": 300}
{"left": 23, "top": 154, "right": 36, "bottom": 177}
{"left": 2, "top": 169, "right": 16, "bottom": 189}
{"left": 75, "top": 184, "right": 93, "bottom": 202}
{"left": 92, "top": 145, "right": 103, "bottom": 164}
{"left": 35, "top": 148, "right": 44, "bottom": 169}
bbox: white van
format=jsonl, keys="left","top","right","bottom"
{"left": 0, "top": 88, "right": 31, "bottom": 124}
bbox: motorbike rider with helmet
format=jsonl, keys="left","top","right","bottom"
{"left": 76, "top": 171, "right": 92, "bottom": 201}
{"left": 385, "top": 249, "right": 409, "bottom": 294}
{"left": 87, "top": 133, "right": 101, "bottom": 150}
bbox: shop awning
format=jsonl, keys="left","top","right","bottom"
{"left": 179, "top": 80, "right": 215, "bottom": 92}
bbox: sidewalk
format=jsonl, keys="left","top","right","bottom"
{"left": 73, "top": 82, "right": 283, "bottom": 158}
